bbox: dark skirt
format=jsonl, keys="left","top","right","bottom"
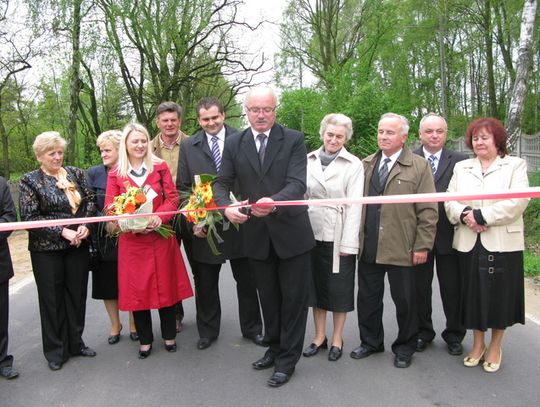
{"left": 309, "top": 241, "right": 356, "bottom": 312}
{"left": 459, "top": 238, "right": 525, "bottom": 331}
{"left": 91, "top": 260, "right": 119, "bottom": 300}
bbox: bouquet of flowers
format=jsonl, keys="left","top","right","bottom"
{"left": 182, "top": 174, "right": 234, "bottom": 255}
{"left": 107, "top": 181, "right": 174, "bottom": 238}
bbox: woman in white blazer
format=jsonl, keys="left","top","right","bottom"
{"left": 302, "top": 113, "right": 363, "bottom": 362}
{"left": 445, "top": 117, "right": 529, "bottom": 373}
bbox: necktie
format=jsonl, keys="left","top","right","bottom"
{"left": 257, "top": 134, "right": 267, "bottom": 164}
{"left": 130, "top": 167, "right": 147, "bottom": 177}
{"left": 428, "top": 154, "right": 437, "bottom": 174}
{"left": 211, "top": 136, "right": 221, "bottom": 172}
{"left": 378, "top": 157, "right": 391, "bottom": 188}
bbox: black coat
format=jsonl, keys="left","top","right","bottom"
{"left": 0, "top": 177, "right": 15, "bottom": 284}
{"left": 177, "top": 124, "right": 243, "bottom": 264}
{"left": 213, "top": 123, "right": 315, "bottom": 260}
{"left": 413, "top": 146, "right": 468, "bottom": 254}
{"left": 19, "top": 166, "right": 97, "bottom": 252}
{"left": 87, "top": 164, "right": 117, "bottom": 262}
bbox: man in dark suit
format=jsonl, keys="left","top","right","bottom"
{"left": 0, "top": 177, "right": 19, "bottom": 380}
{"left": 177, "top": 97, "right": 264, "bottom": 350}
{"left": 213, "top": 86, "right": 315, "bottom": 387}
{"left": 350, "top": 113, "right": 438, "bottom": 368}
{"left": 413, "top": 113, "right": 468, "bottom": 355}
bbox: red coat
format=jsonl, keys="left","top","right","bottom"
{"left": 105, "top": 161, "right": 193, "bottom": 311}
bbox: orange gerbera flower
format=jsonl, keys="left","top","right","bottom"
{"left": 135, "top": 192, "right": 147, "bottom": 204}
{"left": 124, "top": 202, "right": 136, "bottom": 214}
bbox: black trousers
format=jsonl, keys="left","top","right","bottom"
{"left": 0, "top": 280, "right": 13, "bottom": 368}
{"left": 415, "top": 250, "right": 465, "bottom": 344}
{"left": 250, "top": 247, "right": 310, "bottom": 375}
{"left": 357, "top": 261, "right": 418, "bottom": 356}
{"left": 191, "top": 257, "right": 262, "bottom": 339}
{"left": 31, "top": 248, "right": 90, "bottom": 363}
{"left": 133, "top": 305, "right": 176, "bottom": 345}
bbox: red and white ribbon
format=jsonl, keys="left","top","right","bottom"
{"left": 4, "top": 187, "right": 539, "bottom": 232}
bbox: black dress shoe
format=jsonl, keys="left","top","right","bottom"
{"left": 78, "top": 346, "right": 97, "bottom": 357}
{"left": 302, "top": 337, "right": 328, "bottom": 357}
{"left": 130, "top": 332, "right": 139, "bottom": 341}
{"left": 447, "top": 342, "right": 463, "bottom": 356}
{"left": 252, "top": 355, "right": 275, "bottom": 370}
{"left": 138, "top": 345, "right": 152, "bottom": 359}
{"left": 164, "top": 342, "right": 177, "bottom": 352}
{"left": 416, "top": 338, "right": 429, "bottom": 352}
{"left": 252, "top": 334, "right": 269, "bottom": 347}
{"left": 0, "top": 366, "right": 19, "bottom": 379}
{"left": 197, "top": 337, "right": 215, "bottom": 350}
{"left": 328, "top": 342, "right": 343, "bottom": 362}
{"left": 267, "top": 372, "right": 290, "bottom": 387}
{"left": 350, "top": 345, "right": 384, "bottom": 359}
{"left": 394, "top": 353, "right": 412, "bottom": 368}
{"left": 48, "top": 361, "right": 63, "bottom": 371}
{"left": 108, "top": 334, "right": 121, "bottom": 345}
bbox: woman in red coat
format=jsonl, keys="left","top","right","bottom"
{"left": 105, "top": 123, "right": 193, "bottom": 359}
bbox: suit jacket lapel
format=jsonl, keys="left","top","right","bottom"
{"left": 260, "top": 124, "right": 283, "bottom": 176}
{"left": 192, "top": 131, "right": 213, "bottom": 163}
{"left": 241, "top": 128, "right": 261, "bottom": 175}
{"left": 435, "top": 148, "right": 451, "bottom": 182}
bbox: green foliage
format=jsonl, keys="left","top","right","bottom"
{"left": 524, "top": 172, "right": 540, "bottom": 276}
{"left": 524, "top": 251, "right": 540, "bottom": 277}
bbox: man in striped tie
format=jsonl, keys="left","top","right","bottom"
{"left": 177, "top": 97, "right": 264, "bottom": 350}
{"left": 413, "top": 113, "right": 468, "bottom": 357}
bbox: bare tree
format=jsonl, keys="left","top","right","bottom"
{"left": 98, "top": 0, "right": 265, "bottom": 131}
{"left": 0, "top": 0, "right": 36, "bottom": 179}
{"left": 506, "top": 0, "right": 538, "bottom": 152}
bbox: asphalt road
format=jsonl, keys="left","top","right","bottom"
{"left": 2, "top": 263, "right": 540, "bottom": 407}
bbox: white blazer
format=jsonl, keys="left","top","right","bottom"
{"left": 444, "top": 155, "right": 530, "bottom": 253}
{"left": 306, "top": 146, "right": 364, "bottom": 272}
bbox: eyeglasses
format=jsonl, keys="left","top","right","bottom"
{"left": 246, "top": 107, "right": 276, "bottom": 114}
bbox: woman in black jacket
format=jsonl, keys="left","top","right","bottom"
{"left": 19, "top": 131, "right": 97, "bottom": 371}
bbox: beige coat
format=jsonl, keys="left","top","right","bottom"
{"left": 445, "top": 155, "right": 530, "bottom": 253}
{"left": 359, "top": 146, "right": 438, "bottom": 266}
{"left": 306, "top": 146, "right": 364, "bottom": 272}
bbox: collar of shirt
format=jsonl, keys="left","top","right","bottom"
{"left": 159, "top": 133, "right": 182, "bottom": 150}
{"left": 380, "top": 148, "right": 402, "bottom": 170}
{"left": 251, "top": 128, "right": 271, "bottom": 148}
{"left": 128, "top": 162, "right": 149, "bottom": 187}
{"left": 206, "top": 126, "right": 226, "bottom": 154}
{"left": 422, "top": 146, "right": 442, "bottom": 162}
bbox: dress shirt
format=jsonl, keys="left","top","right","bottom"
{"left": 205, "top": 126, "right": 226, "bottom": 156}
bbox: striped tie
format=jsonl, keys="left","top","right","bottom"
{"left": 378, "top": 157, "right": 391, "bottom": 188}
{"left": 257, "top": 134, "right": 267, "bottom": 164}
{"left": 428, "top": 155, "right": 437, "bottom": 174}
{"left": 211, "top": 136, "right": 221, "bottom": 172}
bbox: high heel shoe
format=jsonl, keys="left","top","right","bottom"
{"left": 483, "top": 348, "right": 502, "bottom": 373}
{"left": 302, "top": 337, "right": 328, "bottom": 357}
{"left": 463, "top": 347, "right": 486, "bottom": 367}
{"left": 108, "top": 324, "right": 122, "bottom": 345}
{"left": 138, "top": 344, "right": 152, "bottom": 359}
{"left": 130, "top": 331, "right": 139, "bottom": 341}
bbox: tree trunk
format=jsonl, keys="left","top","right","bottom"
{"left": 506, "top": 0, "right": 538, "bottom": 153}
{"left": 0, "top": 110, "right": 10, "bottom": 180}
{"left": 438, "top": 0, "right": 449, "bottom": 118}
{"left": 67, "top": 0, "right": 82, "bottom": 165}
{"left": 483, "top": 0, "right": 499, "bottom": 117}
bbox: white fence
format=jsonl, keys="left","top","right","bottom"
{"left": 412, "top": 133, "right": 540, "bottom": 173}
